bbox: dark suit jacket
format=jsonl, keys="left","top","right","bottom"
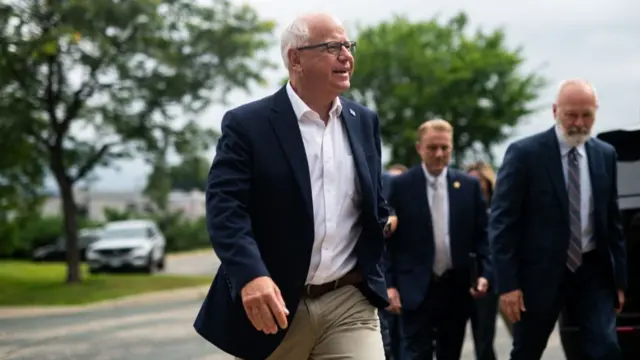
{"left": 382, "top": 171, "right": 396, "bottom": 216}
{"left": 193, "top": 86, "right": 390, "bottom": 360}
{"left": 384, "top": 165, "right": 491, "bottom": 311}
{"left": 490, "top": 126, "right": 627, "bottom": 311}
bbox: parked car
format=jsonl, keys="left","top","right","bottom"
{"left": 32, "top": 228, "right": 102, "bottom": 262}
{"left": 86, "top": 219, "right": 166, "bottom": 274}
{"left": 560, "top": 126, "right": 640, "bottom": 359}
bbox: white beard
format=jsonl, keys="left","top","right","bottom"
{"left": 556, "top": 118, "right": 591, "bottom": 147}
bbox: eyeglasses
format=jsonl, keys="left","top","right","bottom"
{"left": 296, "top": 41, "right": 356, "bottom": 56}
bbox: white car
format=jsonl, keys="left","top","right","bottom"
{"left": 86, "top": 219, "right": 166, "bottom": 274}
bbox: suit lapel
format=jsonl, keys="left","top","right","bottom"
{"left": 412, "top": 167, "right": 431, "bottom": 233}
{"left": 585, "top": 140, "right": 604, "bottom": 218}
{"left": 446, "top": 170, "right": 461, "bottom": 238}
{"left": 545, "top": 127, "right": 569, "bottom": 215}
{"left": 341, "top": 101, "right": 374, "bottom": 208}
{"left": 267, "top": 87, "right": 313, "bottom": 219}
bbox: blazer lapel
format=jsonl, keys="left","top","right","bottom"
{"left": 413, "top": 167, "right": 431, "bottom": 232}
{"left": 267, "top": 86, "right": 313, "bottom": 219}
{"left": 446, "top": 171, "right": 462, "bottom": 238}
{"left": 585, "top": 140, "right": 605, "bottom": 218}
{"left": 545, "top": 127, "right": 569, "bottom": 216}
{"left": 341, "top": 103, "right": 374, "bottom": 209}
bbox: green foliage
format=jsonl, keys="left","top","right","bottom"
{"left": 0, "top": 206, "right": 208, "bottom": 258}
{"left": 168, "top": 155, "right": 210, "bottom": 191}
{"left": 348, "top": 13, "right": 546, "bottom": 166}
{"left": 0, "top": 215, "right": 101, "bottom": 259}
{"left": 0, "top": 0, "right": 275, "bottom": 281}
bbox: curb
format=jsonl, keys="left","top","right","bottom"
{"left": 166, "top": 248, "right": 213, "bottom": 259}
{"left": 0, "top": 285, "right": 209, "bottom": 320}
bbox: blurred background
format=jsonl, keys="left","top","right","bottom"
{"left": 0, "top": 0, "right": 638, "bottom": 359}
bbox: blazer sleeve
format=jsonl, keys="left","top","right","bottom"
{"left": 607, "top": 148, "right": 628, "bottom": 291}
{"left": 373, "top": 113, "right": 391, "bottom": 228}
{"left": 205, "top": 111, "right": 269, "bottom": 301}
{"left": 383, "top": 178, "right": 399, "bottom": 289}
{"left": 381, "top": 173, "right": 397, "bottom": 216}
{"left": 472, "top": 178, "right": 492, "bottom": 282}
{"left": 489, "top": 142, "right": 527, "bottom": 295}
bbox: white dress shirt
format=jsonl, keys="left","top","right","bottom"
{"left": 286, "top": 83, "right": 362, "bottom": 285}
{"left": 555, "top": 126, "right": 595, "bottom": 252}
{"left": 422, "top": 164, "right": 452, "bottom": 273}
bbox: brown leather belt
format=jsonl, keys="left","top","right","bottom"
{"left": 303, "top": 270, "right": 363, "bottom": 299}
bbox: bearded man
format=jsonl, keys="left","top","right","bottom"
{"left": 489, "top": 79, "right": 627, "bottom": 360}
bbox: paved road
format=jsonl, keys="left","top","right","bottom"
{"left": 0, "top": 251, "right": 567, "bottom": 359}
{"left": 0, "top": 296, "right": 566, "bottom": 360}
{"left": 164, "top": 250, "right": 220, "bottom": 276}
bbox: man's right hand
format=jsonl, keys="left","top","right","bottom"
{"left": 386, "top": 287, "right": 402, "bottom": 314}
{"left": 500, "top": 289, "right": 526, "bottom": 323}
{"left": 241, "top": 276, "right": 289, "bottom": 334}
{"left": 384, "top": 216, "right": 398, "bottom": 238}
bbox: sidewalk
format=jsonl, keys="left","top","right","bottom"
{"left": 0, "top": 285, "right": 209, "bottom": 319}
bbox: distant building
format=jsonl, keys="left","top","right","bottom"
{"left": 42, "top": 189, "right": 206, "bottom": 221}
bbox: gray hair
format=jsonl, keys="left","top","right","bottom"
{"left": 556, "top": 79, "right": 598, "bottom": 102}
{"left": 280, "top": 18, "right": 311, "bottom": 69}
{"left": 280, "top": 13, "right": 344, "bottom": 69}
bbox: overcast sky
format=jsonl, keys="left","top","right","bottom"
{"left": 64, "top": 0, "right": 640, "bottom": 192}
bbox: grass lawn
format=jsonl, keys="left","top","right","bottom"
{"left": 0, "top": 261, "right": 211, "bottom": 306}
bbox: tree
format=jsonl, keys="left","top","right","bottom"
{"left": 144, "top": 121, "right": 218, "bottom": 210}
{"left": 348, "top": 13, "right": 546, "bottom": 166}
{"left": 168, "top": 155, "right": 211, "bottom": 192}
{"left": 0, "top": 0, "right": 275, "bottom": 283}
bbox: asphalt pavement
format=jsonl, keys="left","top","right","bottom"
{"left": 0, "top": 250, "right": 567, "bottom": 359}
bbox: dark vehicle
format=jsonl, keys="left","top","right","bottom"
{"left": 560, "top": 127, "right": 640, "bottom": 359}
{"left": 32, "top": 228, "right": 102, "bottom": 262}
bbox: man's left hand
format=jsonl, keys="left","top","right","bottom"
{"left": 470, "top": 277, "right": 489, "bottom": 298}
{"left": 616, "top": 289, "right": 625, "bottom": 314}
{"left": 384, "top": 216, "right": 398, "bottom": 238}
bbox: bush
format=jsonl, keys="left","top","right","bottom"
{"left": 0, "top": 207, "right": 209, "bottom": 259}
{"left": 0, "top": 215, "right": 102, "bottom": 259}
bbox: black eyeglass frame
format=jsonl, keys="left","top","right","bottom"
{"left": 296, "top": 41, "right": 356, "bottom": 56}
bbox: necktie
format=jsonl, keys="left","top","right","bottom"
{"left": 431, "top": 181, "right": 448, "bottom": 275}
{"left": 567, "top": 148, "right": 582, "bottom": 272}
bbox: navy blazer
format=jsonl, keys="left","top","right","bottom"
{"left": 193, "top": 86, "right": 390, "bottom": 360}
{"left": 384, "top": 165, "right": 491, "bottom": 311}
{"left": 490, "top": 126, "right": 627, "bottom": 311}
{"left": 381, "top": 171, "right": 396, "bottom": 216}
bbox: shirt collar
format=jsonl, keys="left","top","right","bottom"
{"left": 555, "top": 125, "right": 586, "bottom": 157}
{"left": 286, "top": 82, "right": 342, "bottom": 121}
{"left": 422, "top": 163, "right": 448, "bottom": 186}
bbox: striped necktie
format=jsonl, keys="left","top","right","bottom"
{"left": 567, "top": 148, "right": 582, "bottom": 272}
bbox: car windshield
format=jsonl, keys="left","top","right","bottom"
{"left": 100, "top": 227, "right": 148, "bottom": 240}
{"left": 54, "top": 234, "right": 99, "bottom": 247}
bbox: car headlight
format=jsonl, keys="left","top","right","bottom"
{"left": 131, "top": 246, "right": 151, "bottom": 256}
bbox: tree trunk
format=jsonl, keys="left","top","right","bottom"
{"left": 51, "top": 151, "right": 81, "bottom": 284}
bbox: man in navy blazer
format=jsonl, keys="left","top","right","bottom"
{"left": 490, "top": 79, "right": 627, "bottom": 359}
{"left": 194, "top": 13, "right": 391, "bottom": 360}
{"left": 385, "top": 119, "right": 492, "bottom": 359}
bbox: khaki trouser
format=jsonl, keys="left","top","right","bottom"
{"left": 238, "top": 285, "right": 385, "bottom": 360}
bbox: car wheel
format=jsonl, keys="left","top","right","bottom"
{"left": 157, "top": 253, "right": 165, "bottom": 271}
{"left": 145, "top": 254, "right": 156, "bottom": 274}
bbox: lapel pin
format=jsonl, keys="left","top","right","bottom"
{"left": 453, "top": 181, "right": 461, "bottom": 189}
{"left": 349, "top": 109, "right": 356, "bottom": 116}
